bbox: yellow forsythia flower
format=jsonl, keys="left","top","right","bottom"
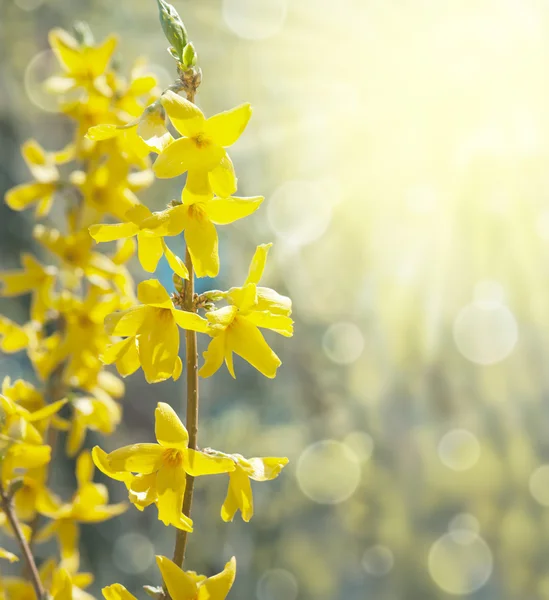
{"left": 89, "top": 205, "right": 189, "bottom": 279}
{"left": 103, "top": 555, "right": 236, "bottom": 600}
{"left": 0, "top": 548, "right": 18, "bottom": 563}
{"left": 92, "top": 402, "right": 234, "bottom": 530}
{"left": 138, "top": 188, "right": 263, "bottom": 278}
{"left": 200, "top": 243, "right": 293, "bottom": 378}
{"left": 36, "top": 451, "right": 126, "bottom": 572}
{"left": 103, "top": 279, "right": 208, "bottom": 383}
{"left": 153, "top": 90, "right": 252, "bottom": 197}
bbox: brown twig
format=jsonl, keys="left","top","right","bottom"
{"left": 0, "top": 480, "right": 45, "bottom": 599}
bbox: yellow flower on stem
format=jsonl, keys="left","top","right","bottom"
{"left": 36, "top": 451, "right": 126, "bottom": 572}
{"left": 86, "top": 101, "right": 172, "bottom": 154}
{"left": 103, "top": 279, "right": 208, "bottom": 383}
{"left": 47, "top": 28, "right": 117, "bottom": 97}
{"left": 92, "top": 402, "right": 234, "bottom": 530}
{"left": 5, "top": 139, "right": 73, "bottom": 217}
{"left": 152, "top": 90, "right": 252, "bottom": 197}
{"left": 70, "top": 156, "right": 152, "bottom": 224}
{"left": 200, "top": 243, "right": 293, "bottom": 379}
{"left": 102, "top": 555, "right": 236, "bottom": 600}
{"left": 89, "top": 205, "right": 189, "bottom": 280}
{"left": 1, "top": 558, "right": 94, "bottom": 600}
{"left": 0, "top": 253, "right": 57, "bottom": 323}
{"left": 140, "top": 188, "right": 263, "bottom": 278}
{"left": 0, "top": 316, "right": 33, "bottom": 354}
{"left": 216, "top": 452, "right": 288, "bottom": 522}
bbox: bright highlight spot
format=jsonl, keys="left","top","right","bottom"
{"left": 453, "top": 302, "right": 518, "bottom": 365}
{"left": 267, "top": 180, "right": 332, "bottom": 247}
{"left": 438, "top": 429, "right": 481, "bottom": 471}
{"left": 296, "top": 440, "right": 361, "bottom": 504}
{"left": 257, "top": 568, "right": 298, "bottom": 600}
{"left": 222, "top": 0, "right": 287, "bottom": 41}
{"left": 112, "top": 532, "right": 154, "bottom": 575}
{"left": 362, "top": 545, "right": 394, "bottom": 576}
{"left": 428, "top": 532, "right": 493, "bottom": 595}
{"left": 529, "top": 465, "right": 549, "bottom": 506}
{"left": 322, "top": 322, "right": 364, "bottom": 365}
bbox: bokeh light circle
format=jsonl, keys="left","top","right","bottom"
{"left": 24, "top": 50, "right": 61, "bottom": 113}
{"left": 448, "top": 513, "right": 480, "bottom": 537}
{"left": 322, "top": 322, "right": 364, "bottom": 365}
{"left": 112, "top": 532, "right": 154, "bottom": 574}
{"left": 256, "top": 568, "right": 298, "bottom": 600}
{"left": 344, "top": 431, "right": 374, "bottom": 462}
{"left": 362, "top": 545, "right": 394, "bottom": 576}
{"left": 438, "top": 429, "right": 481, "bottom": 471}
{"left": 428, "top": 532, "right": 493, "bottom": 595}
{"left": 529, "top": 465, "right": 549, "bottom": 506}
{"left": 222, "top": 0, "right": 287, "bottom": 41}
{"left": 267, "top": 180, "right": 332, "bottom": 247}
{"left": 453, "top": 302, "right": 518, "bottom": 365}
{"left": 296, "top": 440, "right": 361, "bottom": 504}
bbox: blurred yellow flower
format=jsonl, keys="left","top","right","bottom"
{"left": 153, "top": 90, "right": 251, "bottom": 198}
{"left": 200, "top": 244, "right": 293, "bottom": 379}
{"left": 92, "top": 402, "right": 234, "bottom": 530}
{"left": 103, "top": 279, "right": 208, "bottom": 383}
{"left": 47, "top": 28, "right": 117, "bottom": 96}
{"left": 36, "top": 451, "right": 126, "bottom": 572}
{"left": 0, "top": 548, "right": 18, "bottom": 563}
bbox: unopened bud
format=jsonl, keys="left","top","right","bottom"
{"left": 156, "top": 0, "right": 188, "bottom": 61}
{"left": 173, "top": 273, "right": 185, "bottom": 294}
{"left": 182, "top": 42, "right": 197, "bottom": 68}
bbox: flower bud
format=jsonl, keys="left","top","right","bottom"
{"left": 156, "top": 0, "right": 188, "bottom": 61}
{"left": 173, "top": 273, "right": 185, "bottom": 294}
{"left": 182, "top": 42, "right": 197, "bottom": 68}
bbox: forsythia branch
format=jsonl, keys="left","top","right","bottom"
{"left": 0, "top": 480, "right": 45, "bottom": 600}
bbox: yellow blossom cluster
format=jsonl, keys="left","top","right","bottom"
{"left": 0, "top": 3, "right": 292, "bottom": 598}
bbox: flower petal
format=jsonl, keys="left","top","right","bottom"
{"left": 245, "top": 243, "right": 272, "bottom": 286}
{"left": 152, "top": 138, "right": 203, "bottom": 179}
{"left": 58, "top": 519, "right": 79, "bottom": 572}
{"left": 162, "top": 240, "right": 189, "bottom": 280}
{"left": 184, "top": 449, "right": 235, "bottom": 477}
{"left": 209, "top": 155, "right": 237, "bottom": 198}
{"left": 184, "top": 208, "right": 219, "bottom": 278}
{"left": 0, "top": 548, "right": 18, "bottom": 562}
{"left": 137, "top": 233, "right": 163, "bottom": 273}
{"left": 155, "top": 402, "right": 189, "bottom": 449}
{"left": 172, "top": 309, "right": 209, "bottom": 333}
{"left": 203, "top": 196, "right": 263, "bottom": 225}
{"left": 156, "top": 465, "right": 193, "bottom": 531}
{"left": 156, "top": 555, "right": 198, "bottom": 600}
{"left": 138, "top": 311, "right": 181, "bottom": 383}
{"left": 247, "top": 457, "right": 289, "bottom": 481}
{"left": 92, "top": 447, "right": 133, "bottom": 484}
{"left": 102, "top": 584, "right": 138, "bottom": 600}
{"left": 197, "top": 557, "right": 237, "bottom": 600}
{"left": 206, "top": 103, "right": 252, "bottom": 146}
{"left": 198, "top": 335, "right": 225, "bottom": 379}
{"left": 104, "top": 306, "right": 149, "bottom": 336}
{"left": 160, "top": 90, "right": 206, "bottom": 137}
{"left": 107, "top": 443, "right": 164, "bottom": 474}
{"left": 76, "top": 451, "right": 94, "bottom": 488}
{"left": 128, "top": 473, "right": 157, "bottom": 510}
{"left": 243, "top": 311, "right": 293, "bottom": 337}
{"left": 227, "top": 317, "right": 281, "bottom": 378}
{"left": 89, "top": 222, "right": 139, "bottom": 243}
{"left": 222, "top": 468, "right": 253, "bottom": 522}
{"left": 137, "top": 279, "right": 173, "bottom": 308}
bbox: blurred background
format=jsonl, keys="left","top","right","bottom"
{"left": 3, "top": 0, "right": 549, "bottom": 598}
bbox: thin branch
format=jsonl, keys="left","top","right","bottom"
{"left": 0, "top": 480, "right": 45, "bottom": 599}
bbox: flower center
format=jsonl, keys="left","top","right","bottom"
{"left": 193, "top": 133, "right": 210, "bottom": 149}
{"left": 163, "top": 448, "right": 183, "bottom": 467}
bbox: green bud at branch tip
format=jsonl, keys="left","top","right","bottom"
{"left": 156, "top": 0, "right": 189, "bottom": 61}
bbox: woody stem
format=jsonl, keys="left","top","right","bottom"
{"left": 172, "top": 209, "right": 199, "bottom": 565}
{"left": 0, "top": 480, "right": 45, "bottom": 599}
